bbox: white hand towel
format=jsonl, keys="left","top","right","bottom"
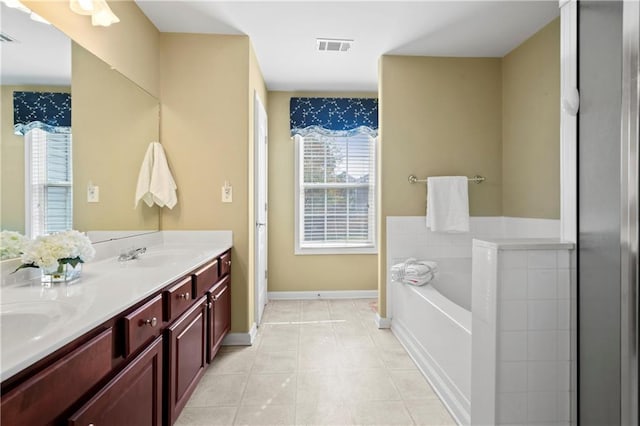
{"left": 135, "top": 142, "right": 178, "bottom": 209}
{"left": 426, "top": 176, "right": 469, "bottom": 232}
{"left": 135, "top": 143, "right": 155, "bottom": 208}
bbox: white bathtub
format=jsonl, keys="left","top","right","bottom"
{"left": 391, "top": 258, "right": 472, "bottom": 426}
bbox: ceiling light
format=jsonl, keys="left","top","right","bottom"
{"left": 69, "top": 0, "right": 119, "bottom": 27}
{"left": 69, "top": 0, "right": 94, "bottom": 15}
{"left": 316, "top": 38, "right": 353, "bottom": 52}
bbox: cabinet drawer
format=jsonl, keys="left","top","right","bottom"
{"left": 193, "top": 260, "right": 219, "bottom": 298}
{"left": 1, "top": 329, "right": 113, "bottom": 425}
{"left": 124, "top": 295, "right": 163, "bottom": 356}
{"left": 164, "top": 276, "right": 194, "bottom": 322}
{"left": 220, "top": 251, "right": 231, "bottom": 277}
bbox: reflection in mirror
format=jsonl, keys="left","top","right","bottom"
{"left": 0, "top": 3, "right": 160, "bottom": 259}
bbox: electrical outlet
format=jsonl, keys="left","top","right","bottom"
{"left": 222, "top": 183, "right": 232, "bottom": 203}
{"left": 87, "top": 185, "right": 99, "bottom": 203}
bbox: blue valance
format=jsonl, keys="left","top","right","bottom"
{"left": 13, "top": 91, "right": 71, "bottom": 136}
{"left": 290, "top": 97, "right": 378, "bottom": 136}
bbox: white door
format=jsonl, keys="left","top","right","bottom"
{"left": 254, "top": 92, "right": 268, "bottom": 326}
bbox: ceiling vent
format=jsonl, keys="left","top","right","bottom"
{"left": 316, "top": 38, "right": 353, "bottom": 52}
{"left": 0, "top": 32, "right": 17, "bottom": 43}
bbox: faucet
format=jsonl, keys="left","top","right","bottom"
{"left": 118, "top": 247, "right": 147, "bottom": 262}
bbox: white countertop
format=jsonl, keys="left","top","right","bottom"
{"left": 472, "top": 237, "right": 575, "bottom": 250}
{"left": 0, "top": 231, "right": 232, "bottom": 382}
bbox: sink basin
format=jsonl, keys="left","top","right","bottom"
{"left": 1, "top": 301, "right": 77, "bottom": 346}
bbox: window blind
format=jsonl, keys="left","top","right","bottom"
{"left": 298, "top": 132, "right": 376, "bottom": 249}
{"left": 27, "top": 128, "right": 72, "bottom": 237}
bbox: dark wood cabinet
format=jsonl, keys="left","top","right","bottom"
{"left": 208, "top": 275, "right": 231, "bottom": 362}
{"left": 68, "top": 336, "right": 163, "bottom": 426}
{"left": 166, "top": 297, "right": 207, "bottom": 424}
{"left": 2, "top": 248, "right": 232, "bottom": 426}
{"left": 1, "top": 329, "right": 113, "bottom": 426}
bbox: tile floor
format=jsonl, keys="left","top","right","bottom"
{"left": 176, "top": 299, "right": 456, "bottom": 426}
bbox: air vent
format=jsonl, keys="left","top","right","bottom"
{"left": 316, "top": 38, "right": 353, "bottom": 52}
{"left": 0, "top": 32, "right": 17, "bottom": 43}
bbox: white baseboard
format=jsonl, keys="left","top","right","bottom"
{"left": 222, "top": 322, "right": 257, "bottom": 346}
{"left": 375, "top": 313, "right": 391, "bottom": 329}
{"left": 267, "top": 290, "right": 378, "bottom": 300}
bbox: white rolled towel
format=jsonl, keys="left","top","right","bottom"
{"left": 391, "top": 258, "right": 439, "bottom": 286}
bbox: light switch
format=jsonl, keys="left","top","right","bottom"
{"left": 222, "top": 182, "right": 232, "bottom": 203}
{"left": 87, "top": 184, "right": 99, "bottom": 203}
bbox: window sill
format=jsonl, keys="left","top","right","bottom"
{"left": 294, "top": 246, "right": 378, "bottom": 255}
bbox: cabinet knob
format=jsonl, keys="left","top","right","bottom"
{"left": 207, "top": 302, "right": 212, "bottom": 309}
{"left": 178, "top": 292, "right": 190, "bottom": 300}
{"left": 141, "top": 317, "right": 157, "bottom": 327}
{"left": 225, "top": 260, "right": 231, "bottom": 267}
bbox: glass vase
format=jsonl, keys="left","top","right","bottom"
{"left": 41, "top": 262, "right": 82, "bottom": 285}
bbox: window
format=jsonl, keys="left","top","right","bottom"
{"left": 25, "top": 128, "right": 73, "bottom": 238}
{"left": 295, "top": 131, "right": 376, "bottom": 254}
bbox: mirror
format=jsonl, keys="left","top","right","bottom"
{"left": 0, "top": 3, "right": 160, "bottom": 256}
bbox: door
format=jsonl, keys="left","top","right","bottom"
{"left": 254, "top": 92, "right": 268, "bottom": 326}
{"left": 578, "top": 2, "right": 624, "bottom": 424}
{"left": 209, "top": 276, "right": 231, "bottom": 361}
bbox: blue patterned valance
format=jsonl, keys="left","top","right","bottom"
{"left": 13, "top": 91, "right": 71, "bottom": 136}
{"left": 290, "top": 97, "right": 378, "bottom": 136}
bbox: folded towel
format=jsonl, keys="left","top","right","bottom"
{"left": 391, "top": 258, "right": 439, "bottom": 286}
{"left": 135, "top": 142, "right": 178, "bottom": 209}
{"left": 426, "top": 176, "right": 469, "bottom": 232}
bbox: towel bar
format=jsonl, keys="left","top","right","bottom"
{"left": 408, "top": 175, "right": 485, "bottom": 184}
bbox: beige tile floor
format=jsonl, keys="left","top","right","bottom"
{"left": 176, "top": 299, "right": 456, "bottom": 426}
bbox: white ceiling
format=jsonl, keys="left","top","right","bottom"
{"left": 0, "top": 3, "right": 71, "bottom": 86}
{"left": 136, "top": 0, "right": 559, "bottom": 91}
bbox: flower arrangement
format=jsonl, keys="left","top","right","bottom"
{"left": 0, "top": 230, "right": 28, "bottom": 260}
{"left": 17, "top": 230, "right": 95, "bottom": 274}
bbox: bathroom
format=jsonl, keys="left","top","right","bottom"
{"left": 0, "top": 1, "right": 637, "bottom": 425}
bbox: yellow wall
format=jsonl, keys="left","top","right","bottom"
{"left": 502, "top": 18, "right": 560, "bottom": 218}
{"left": 72, "top": 42, "right": 160, "bottom": 231}
{"left": 267, "top": 91, "right": 379, "bottom": 292}
{"left": 0, "top": 85, "right": 70, "bottom": 233}
{"left": 24, "top": 0, "right": 159, "bottom": 98}
{"left": 378, "top": 56, "right": 503, "bottom": 316}
{"left": 159, "top": 33, "right": 259, "bottom": 333}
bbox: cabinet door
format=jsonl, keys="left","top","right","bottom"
{"left": 210, "top": 276, "right": 231, "bottom": 360}
{"left": 68, "top": 335, "right": 162, "bottom": 426}
{"left": 166, "top": 297, "right": 207, "bottom": 424}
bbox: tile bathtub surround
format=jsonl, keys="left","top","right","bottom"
{"left": 471, "top": 239, "right": 574, "bottom": 426}
{"left": 176, "top": 299, "right": 456, "bottom": 426}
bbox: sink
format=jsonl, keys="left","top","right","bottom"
{"left": 0, "top": 301, "right": 77, "bottom": 346}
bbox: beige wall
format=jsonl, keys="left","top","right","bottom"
{"left": 0, "top": 85, "right": 71, "bottom": 234}
{"left": 502, "top": 18, "right": 560, "bottom": 219}
{"left": 72, "top": 42, "right": 160, "bottom": 231}
{"left": 267, "top": 91, "right": 378, "bottom": 292}
{"left": 159, "top": 33, "right": 256, "bottom": 333}
{"left": 24, "top": 0, "right": 160, "bottom": 98}
{"left": 378, "top": 56, "right": 503, "bottom": 316}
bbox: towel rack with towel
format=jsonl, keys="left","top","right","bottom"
{"left": 408, "top": 174, "right": 485, "bottom": 184}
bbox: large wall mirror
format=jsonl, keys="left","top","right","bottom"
{"left": 0, "top": 3, "right": 160, "bottom": 256}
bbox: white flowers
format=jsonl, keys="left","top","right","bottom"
{"left": 0, "top": 230, "right": 28, "bottom": 260}
{"left": 19, "top": 230, "right": 95, "bottom": 273}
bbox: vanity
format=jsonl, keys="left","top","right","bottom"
{"left": 0, "top": 231, "right": 232, "bottom": 425}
